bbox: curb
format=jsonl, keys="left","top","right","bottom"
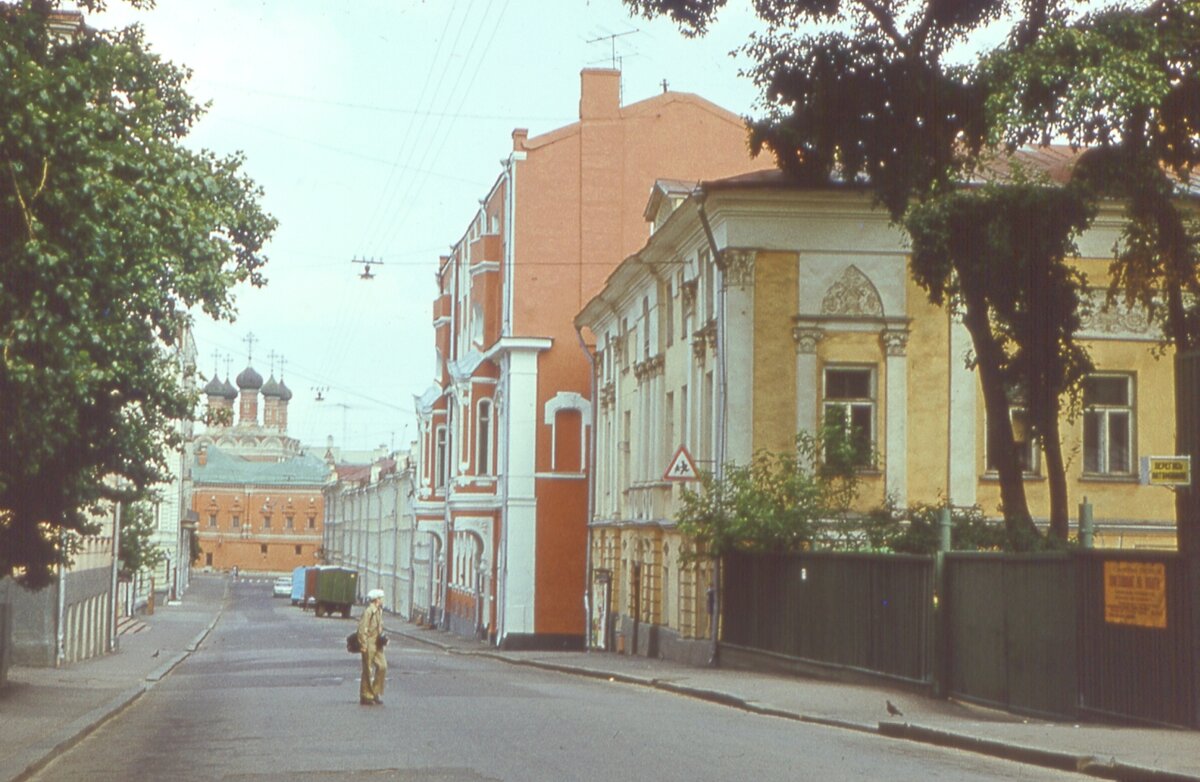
{"left": 8, "top": 607, "right": 224, "bottom": 782}
{"left": 396, "top": 627, "right": 1199, "bottom": 782}
{"left": 6, "top": 684, "right": 146, "bottom": 782}
{"left": 878, "top": 723, "right": 1200, "bottom": 782}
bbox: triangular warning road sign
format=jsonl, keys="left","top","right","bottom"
{"left": 664, "top": 445, "right": 699, "bottom": 482}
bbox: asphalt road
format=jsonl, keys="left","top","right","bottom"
{"left": 31, "top": 581, "right": 1079, "bottom": 782}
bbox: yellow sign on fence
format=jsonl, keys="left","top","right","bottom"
{"left": 1103, "top": 561, "right": 1167, "bottom": 629}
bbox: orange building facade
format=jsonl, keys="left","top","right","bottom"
{"left": 415, "top": 69, "right": 767, "bottom": 648}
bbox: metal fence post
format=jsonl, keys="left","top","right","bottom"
{"left": 1078, "top": 498, "right": 1094, "bottom": 549}
{"left": 933, "top": 507, "right": 951, "bottom": 697}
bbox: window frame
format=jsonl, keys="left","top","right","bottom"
{"left": 822, "top": 365, "right": 877, "bottom": 467}
{"left": 984, "top": 404, "right": 1041, "bottom": 477}
{"left": 1082, "top": 373, "right": 1135, "bottom": 476}
{"left": 476, "top": 398, "right": 493, "bottom": 476}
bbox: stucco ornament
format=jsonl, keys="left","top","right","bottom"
{"left": 718, "top": 248, "right": 756, "bottom": 289}
{"left": 792, "top": 326, "right": 824, "bottom": 354}
{"left": 1078, "top": 289, "right": 1157, "bottom": 339}
{"left": 821, "top": 265, "right": 884, "bottom": 317}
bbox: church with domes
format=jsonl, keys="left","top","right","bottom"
{"left": 190, "top": 357, "right": 329, "bottom": 574}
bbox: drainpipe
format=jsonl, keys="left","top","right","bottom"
{"left": 695, "top": 191, "right": 725, "bottom": 667}
{"left": 56, "top": 532, "right": 66, "bottom": 667}
{"left": 576, "top": 324, "right": 598, "bottom": 651}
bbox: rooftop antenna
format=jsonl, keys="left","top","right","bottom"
{"left": 587, "top": 29, "right": 637, "bottom": 70}
{"left": 352, "top": 256, "right": 382, "bottom": 280}
{"left": 313, "top": 385, "right": 328, "bottom": 402}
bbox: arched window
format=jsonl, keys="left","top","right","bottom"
{"left": 476, "top": 399, "right": 493, "bottom": 476}
{"left": 545, "top": 392, "right": 592, "bottom": 473}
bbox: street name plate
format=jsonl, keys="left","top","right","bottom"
{"left": 1140, "top": 455, "right": 1191, "bottom": 486}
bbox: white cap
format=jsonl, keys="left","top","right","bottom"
{"left": 367, "top": 589, "right": 384, "bottom": 601}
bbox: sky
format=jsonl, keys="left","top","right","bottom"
{"left": 88, "top": 0, "right": 767, "bottom": 453}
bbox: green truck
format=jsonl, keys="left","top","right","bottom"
{"left": 312, "top": 566, "right": 358, "bottom": 618}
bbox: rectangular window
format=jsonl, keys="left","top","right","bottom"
{"left": 823, "top": 367, "right": 875, "bottom": 466}
{"left": 664, "top": 281, "right": 674, "bottom": 348}
{"left": 477, "top": 400, "right": 493, "bottom": 476}
{"left": 985, "top": 406, "right": 1040, "bottom": 475}
{"left": 207, "top": 513, "right": 217, "bottom": 528}
{"left": 262, "top": 515, "right": 271, "bottom": 531}
{"left": 260, "top": 543, "right": 268, "bottom": 555}
{"left": 231, "top": 514, "right": 241, "bottom": 529}
{"left": 285, "top": 515, "right": 294, "bottom": 530}
{"left": 294, "top": 545, "right": 302, "bottom": 555}
{"left": 1084, "top": 374, "right": 1133, "bottom": 474}
{"left": 680, "top": 384, "right": 688, "bottom": 452}
{"left": 307, "top": 515, "right": 316, "bottom": 530}
{"left": 435, "top": 425, "right": 448, "bottom": 489}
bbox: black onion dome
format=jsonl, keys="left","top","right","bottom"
{"left": 203, "top": 375, "right": 225, "bottom": 396}
{"left": 261, "top": 375, "right": 282, "bottom": 398}
{"left": 221, "top": 378, "right": 238, "bottom": 400}
{"left": 236, "top": 365, "right": 263, "bottom": 390}
{"left": 278, "top": 379, "right": 293, "bottom": 402}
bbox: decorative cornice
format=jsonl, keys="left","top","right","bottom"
{"left": 692, "top": 320, "right": 717, "bottom": 361}
{"left": 680, "top": 279, "right": 697, "bottom": 310}
{"left": 1078, "top": 290, "right": 1158, "bottom": 340}
{"left": 600, "top": 382, "right": 615, "bottom": 408}
{"left": 634, "top": 354, "right": 665, "bottom": 382}
{"left": 717, "top": 248, "right": 756, "bottom": 289}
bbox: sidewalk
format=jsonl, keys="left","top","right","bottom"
{"left": 0, "top": 574, "right": 225, "bottom": 782}
{"left": 393, "top": 624, "right": 1200, "bottom": 782}
{"left": 2, "top": 578, "right": 1197, "bottom": 782}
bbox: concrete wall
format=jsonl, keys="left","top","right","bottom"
{"left": 0, "top": 567, "right": 114, "bottom": 667}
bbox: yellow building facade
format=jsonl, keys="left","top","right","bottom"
{"left": 576, "top": 165, "right": 1179, "bottom": 661}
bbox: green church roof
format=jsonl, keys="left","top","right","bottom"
{"left": 193, "top": 446, "right": 328, "bottom": 487}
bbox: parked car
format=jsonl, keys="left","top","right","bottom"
{"left": 272, "top": 575, "right": 291, "bottom": 598}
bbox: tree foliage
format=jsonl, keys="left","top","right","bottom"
{"left": 117, "top": 499, "right": 164, "bottom": 578}
{"left": 985, "top": 0, "right": 1200, "bottom": 351}
{"left": 863, "top": 499, "right": 1019, "bottom": 554}
{"left": 675, "top": 431, "right": 864, "bottom": 557}
{"left": 0, "top": 1, "right": 276, "bottom": 587}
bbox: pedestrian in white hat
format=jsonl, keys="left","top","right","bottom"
{"left": 356, "top": 589, "right": 387, "bottom": 705}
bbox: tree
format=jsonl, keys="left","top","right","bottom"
{"left": 117, "top": 498, "right": 164, "bottom": 579}
{"left": 907, "top": 180, "right": 1096, "bottom": 542}
{"left": 0, "top": 1, "right": 276, "bottom": 588}
{"left": 676, "top": 431, "right": 863, "bottom": 557}
{"left": 626, "top": 0, "right": 1124, "bottom": 545}
{"left": 984, "top": 0, "right": 1200, "bottom": 551}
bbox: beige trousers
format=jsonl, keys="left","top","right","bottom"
{"left": 359, "top": 646, "right": 387, "bottom": 701}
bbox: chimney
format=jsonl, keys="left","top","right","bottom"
{"left": 512, "top": 128, "right": 528, "bottom": 151}
{"left": 579, "top": 68, "right": 621, "bottom": 120}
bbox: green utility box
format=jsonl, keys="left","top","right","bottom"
{"left": 313, "top": 567, "right": 357, "bottom": 618}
